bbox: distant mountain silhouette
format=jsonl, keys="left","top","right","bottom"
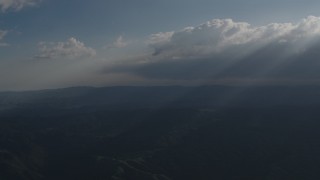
{"left": 2, "top": 85, "right": 320, "bottom": 109}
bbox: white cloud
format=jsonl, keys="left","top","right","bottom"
{"left": 148, "top": 31, "right": 174, "bottom": 45}
{"left": 35, "top": 37, "right": 96, "bottom": 60}
{"left": 0, "top": 0, "right": 41, "bottom": 12}
{"left": 113, "top": 36, "right": 128, "bottom": 48}
{"left": 106, "top": 36, "right": 129, "bottom": 49}
{"left": 148, "top": 16, "right": 320, "bottom": 59}
{"left": 105, "top": 16, "right": 320, "bottom": 83}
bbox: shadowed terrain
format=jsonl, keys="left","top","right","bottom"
{"left": 1, "top": 86, "right": 320, "bottom": 179}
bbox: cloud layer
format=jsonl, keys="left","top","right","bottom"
{"left": 35, "top": 37, "right": 96, "bottom": 60}
{"left": 0, "top": 0, "right": 40, "bottom": 12}
{"left": 149, "top": 16, "right": 320, "bottom": 58}
{"left": 105, "top": 16, "right": 320, "bottom": 84}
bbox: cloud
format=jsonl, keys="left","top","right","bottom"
{"left": 0, "top": 0, "right": 41, "bottom": 12}
{"left": 148, "top": 19, "right": 296, "bottom": 57}
{"left": 113, "top": 36, "right": 128, "bottom": 48}
{"left": 105, "top": 36, "right": 129, "bottom": 49}
{"left": 35, "top": 37, "right": 96, "bottom": 60}
{"left": 0, "top": 30, "right": 7, "bottom": 38}
{"left": 147, "top": 16, "right": 320, "bottom": 60}
{"left": 104, "top": 16, "right": 320, "bottom": 84}
{"left": 0, "top": 30, "right": 8, "bottom": 46}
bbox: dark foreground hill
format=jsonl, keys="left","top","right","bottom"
{"left": 1, "top": 86, "right": 320, "bottom": 179}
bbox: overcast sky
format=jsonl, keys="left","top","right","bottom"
{"left": 2, "top": 0, "right": 320, "bottom": 90}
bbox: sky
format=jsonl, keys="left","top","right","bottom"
{"left": 2, "top": 0, "right": 320, "bottom": 90}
